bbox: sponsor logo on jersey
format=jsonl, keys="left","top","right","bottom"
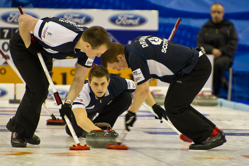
{"left": 75, "top": 98, "right": 83, "bottom": 102}
{"left": 42, "top": 26, "right": 49, "bottom": 38}
{"left": 47, "top": 89, "right": 68, "bottom": 100}
{"left": 132, "top": 68, "right": 145, "bottom": 83}
{"left": 109, "top": 13, "right": 147, "bottom": 27}
{"left": 0, "top": 88, "right": 7, "bottom": 97}
{"left": 0, "top": 11, "right": 39, "bottom": 24}
{"left": 56, "top": 12, "right": 93, "bottom": 25}
{"left": 126, "top": 79, "right": 136, "bottom": 90}
{"left": 85, "top": 57, "right": 94, "bottom": 66}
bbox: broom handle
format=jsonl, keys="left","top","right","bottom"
{"left": 64, "top": 115, "right": 80, "bottom": 145}
{"left": 168, "top": 18, "right": 182, "bottom": 41}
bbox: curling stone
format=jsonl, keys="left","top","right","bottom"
{"left": 192, "top": 92, "right": 218, "bottom": 106}
{"left": 86, "top": 123, "right": 119, "bottom": 148}
{"left": 151, "top": 90, "right": 165, "bottom": 105}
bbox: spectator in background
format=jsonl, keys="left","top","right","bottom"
{"left": 197, "top": 2, "right": 238, "bottom": 97}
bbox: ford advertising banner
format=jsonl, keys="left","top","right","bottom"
{"left": 0, "top": 8, "right": 158, "bottom": 67}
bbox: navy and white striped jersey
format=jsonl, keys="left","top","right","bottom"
{"left": 124, "top": 36, "right": 200, "bottom": 85}
{"left": 32, "top": 17, "right": 93, "bottom": 68}
{"left": 72, "top": 74, "right": 136, "bottom": 113}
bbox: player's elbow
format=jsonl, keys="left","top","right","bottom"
{"left": 18, "top": 15, "right": 27, "bottom": 27}
{"left": 136, "top": 84, "right": 150, "bottom": 96}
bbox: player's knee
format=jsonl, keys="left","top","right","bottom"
{"left": 28, "top": 85, "right": 49, "bottom": 102}
{"left": 123, "top": 92, "right": 132, "bottom": 105}
{"left": 164, "top": 102, "right": 187, "bottom": 114}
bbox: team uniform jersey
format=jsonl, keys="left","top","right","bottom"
{"left": 32, "top": 17, "right": 93, "bottom": 67}
{"left": 125, "top": 36, "right": 201, "bottom": 85}
{"left": 72, "top": 74, "right": 136, "bottom": 113}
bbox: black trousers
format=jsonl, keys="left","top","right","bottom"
{"left": 164, "top": 54, "right": 216, "bottom": 144}
{"left": 8, "top": 33, "right": 52, "bottom": 139}
{"left": 213, "top": 56, "right": 232, "bottom": 96}
{"left": 65, "top": 91, "right": 132, "bottom": 137}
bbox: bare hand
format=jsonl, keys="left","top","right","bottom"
{"left": 212, "top": 48, "right": 222, "bottom": 58}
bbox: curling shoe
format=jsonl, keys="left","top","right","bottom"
{"left": 26, "top": 134, "right": 41, "bottom": 145}
{"left": 11, "top": 132, "right": 27, "bottom": 147}
{"left": 220, "top": 130, "right": 227, "bottom": 143}
{"left": 189, "top": 131, "right": 226, "bottom": 150}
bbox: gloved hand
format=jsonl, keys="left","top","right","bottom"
{"left": 125, "top": 111, "right": 136, "bottom": 131}
{"left": 152, "top": 103, "right": 168, "bottom": 122}
{"left": 59, "top": 103, "right": 73, "bottom": 120}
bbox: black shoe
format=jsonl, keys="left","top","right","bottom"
{"left": 6, "top": 118, "right": 15, "bottom": 132}
{"left": 220, "top": 130, "right": 227, "bottom": 143}
{"left": 11, "top": 132, "right": 27, "bottom": 147}
{"left": 26, "top": 134, "right": 41, "bottom": 145}
{"left": 189, "top": 131, "right": 226, "bottom": 150}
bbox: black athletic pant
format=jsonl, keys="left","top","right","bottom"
{"left": 65, "top": 91, "right": 132, "bottom": 137}
{"left": 164, "top": 54, "right": 216, "bottom": 144}
{"left": 8, "top": 33, "right": 52, "bottom": 139}
{"left": 213, "top": 56, "right": 232, "bottom": 96}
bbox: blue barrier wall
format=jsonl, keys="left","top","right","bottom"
{"left": 1, "top": 0, "right": 249, "bottom": 100}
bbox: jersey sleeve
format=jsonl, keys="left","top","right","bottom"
{"left": 125, "top": 79, "right": 136, "bottom": 92}
{"left": 109, "top": 74, "right": 136, "bottom": 95}
{"left": 72, "top": 83, "right": 91, "bottom": 109}
{"left": 77, "top": 56, "right": 94, "bottom": 68}
{"left": 128, "top": 48, "right": 151, "bottom": 85}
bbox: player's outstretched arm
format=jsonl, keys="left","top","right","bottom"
{"left": 73, "top": 108, "right": 101, "bottom": 132}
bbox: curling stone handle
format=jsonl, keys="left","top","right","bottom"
{"left": 94, "top": 122, "right": 111, "bottom": 130}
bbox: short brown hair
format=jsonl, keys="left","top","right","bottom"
{"left": 101, "top": 42, "right": 124, "bottom": 68}
{"left": 82, "top": 26, "right": 111, "bottom": 49}
{"left": 88, "top": 65, "right": 110, "bottom": 82}
{"left": 211, "top": 2, "right": 223, "bottom": 8}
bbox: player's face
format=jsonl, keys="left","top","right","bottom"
{"left": 89, "top": 76, "right": 110, "bottom": 98}
{"left": 107, "top": 58, "right": 128, "bottom": 71}
{"left": 85, "top": 44, "right": 108, "bottom": 58}
{"left": 210, "top": 5, "right": 224, "bottom": 23}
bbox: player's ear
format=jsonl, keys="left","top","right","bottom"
{"left": 85, "top": 42, "right": 92, "bottom": 49}
{"left": 117, "top": 54, "right": 124, "bottom": 60}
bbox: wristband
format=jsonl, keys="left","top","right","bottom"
{"left": 65, "top": 99, "right": 73, "bottom": 105}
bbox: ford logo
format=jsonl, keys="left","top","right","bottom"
{"left": 47, "top": 89, "right": 68, "bottom": 100}
{"left": 55, "top": 12, "right": 93, "bottom": 25}
{"left": 0, "top": 88, "right": 7, "bottom": 97}
{"left": 109, "top": 13, "right": 147, "bottom": 27}
{"left": 0, "top": 11, "right": 39, "bottom": 24}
